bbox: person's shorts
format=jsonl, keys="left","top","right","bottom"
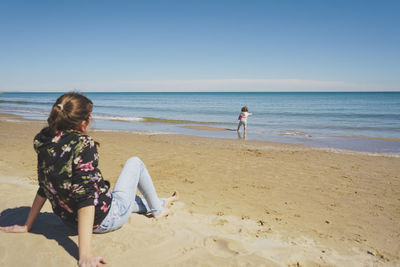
{"left": 238, "top": 119, "right": 247, "bottom": 127}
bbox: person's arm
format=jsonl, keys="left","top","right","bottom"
{"left": 0, "top": 193, "right": 46, "bottom": 233}
{"left": 77, "top": 205, "right": 106, "bottom": 267}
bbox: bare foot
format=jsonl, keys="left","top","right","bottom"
{"left": 165, "top": 191, "right": 179, "bottom": 207}
{"left": 154, "top": 192, "right": 178, "bottom": 219}
{"left": 153, "top": 206, "right": 169, "bottom": 219}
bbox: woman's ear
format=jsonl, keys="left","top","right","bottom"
{"left": 78, "top": 120, "right": 88, "bottom": 134}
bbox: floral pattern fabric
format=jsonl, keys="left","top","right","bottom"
{"left": 34, "top": 128, "right": 112, "bottom": 226}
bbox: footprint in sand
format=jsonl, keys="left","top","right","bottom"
{"left": 203, "top": 236, "right": 248, "bottom": 257}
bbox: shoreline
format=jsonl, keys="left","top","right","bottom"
{"left": 1, "top": 111, "right": 399, "bottom": 156}
{"left": 182, "top": 125, "right": 233, "bottom": 132}
{"left": 335, "top": 135, "right": 400, "bottom": 142}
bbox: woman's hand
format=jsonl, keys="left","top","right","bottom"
{"left": 78, "top": 255, "right": 107, "bottom": 267}
{"left": 1, "top": 193, "right": 47, "bottom": 234}
{"left": 0, "top": 224, "right": 28, "bottom": 233}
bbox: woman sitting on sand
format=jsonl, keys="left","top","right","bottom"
{"left": 0, "top": 92, "right": 177, "bottom": 267}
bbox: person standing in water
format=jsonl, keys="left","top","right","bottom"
{"left": 237, "top": 106, "right": 252, "bottom": 137}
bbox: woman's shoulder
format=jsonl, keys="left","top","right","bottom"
{"left": 67, "top": 133, "right": 97, "bottom": 157}
{"left": 34, "top": 127, "right": 50, "bottom": 141}
{"left": 77, "top": 133, "right": 96, "bottom": 149}
{"left": 76, "top": 132, "right": 93, "bottom": 141}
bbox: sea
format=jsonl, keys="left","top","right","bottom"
{"left": 1, "top": 92, "right": 399, "bottom": 155}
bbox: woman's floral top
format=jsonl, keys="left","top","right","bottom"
{"left": 34, "top": 127, "right": 112, "bottom": 227}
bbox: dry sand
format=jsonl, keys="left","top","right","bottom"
{"left": 0, "top": 113, "right": 399, "bottom": 266}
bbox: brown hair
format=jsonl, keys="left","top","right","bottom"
{"left": 241, "top": 106, "right": 248, "bottom": 112}
{"left": 47, "top": 92, "right": 93, "bottom": 136}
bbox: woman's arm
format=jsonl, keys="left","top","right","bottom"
{"left": 77, "top": 205, "right": 106, "bottom": 267}
{"left": 0, "top": 193, "right": 46, "bottom": 233}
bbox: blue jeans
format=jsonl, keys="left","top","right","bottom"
{"left": 93, "top": 157, "right": 165, "bottom": 233}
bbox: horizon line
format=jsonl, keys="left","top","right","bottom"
{"left": 2, "top": 90, "right": 400, "bottom": 93}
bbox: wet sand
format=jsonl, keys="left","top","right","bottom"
{"left": 182, "top": 125, "right": 231, "bottom": 131}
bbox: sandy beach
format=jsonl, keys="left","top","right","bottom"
{"left": 0, "top": 112, "right": 399, "bottom": 266}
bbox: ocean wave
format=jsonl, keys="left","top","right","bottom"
{"left": 0, "top": 106, "right": 49, "bottom": 115}
{"left": 93, "top": 129, "right": 171, "bottom": 135}
{"left": 256, "top": 111, "right": 400, "bottom": 120}
{"left": 0, "top": 99, "right": 53, "bottom": 105}
{"left": 280, "top": 131, "right": 312, "bottom": 137}
{"left": 93, "top": 115, "right": 145, "bottom": 122}
{"left": 93, "top": 114, "right": 218, "bottom": 125}
{"left": 142, "top": 117, "right": 216, "bottom": 124}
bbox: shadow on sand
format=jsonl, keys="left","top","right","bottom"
{"left": 0, "top": 206, "right": 79, "bottom": 260}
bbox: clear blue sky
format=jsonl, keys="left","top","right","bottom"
{"left": 1, "top": 0, "right": 399, "bottom": 92}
